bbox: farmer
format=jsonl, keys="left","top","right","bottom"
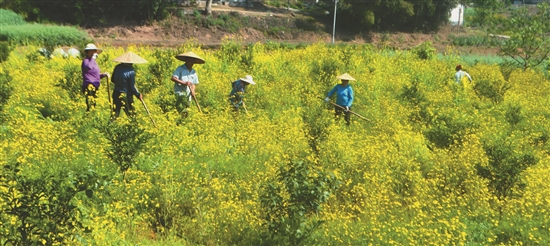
{"left": 229, "top": 75, "right": 256, "bottom": 111}
{"left": 111, "top": 51, "right": 148, "bottom": 119}
{"left": 455, "top": 64, "right": 472, "bottom": 84}
{"left": 171, "top": 51, "right": 205, "bottom": 116}
{"left": 81, "top": 43, "right": 109, "bottom": 111}
{"left": 324, "top": 73, "right": 355, "bottom": 125}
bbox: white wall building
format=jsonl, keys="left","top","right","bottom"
{"left": 449, "top": 4, "right": 466, "bottom": 26}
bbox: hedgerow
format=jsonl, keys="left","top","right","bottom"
{"left": 0, "top": 23, "right": 91, "bottom": 48}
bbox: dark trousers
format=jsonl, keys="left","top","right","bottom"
{"left": 113, "top": 91, "right": 135, "bottom": 118}
{"left": 335, "top": 105, "right": 351, "bottom": 125}
{"left": 175, "top": 94, "right": 191, "bottom": 117}
{"left": 84, "top": 84, "right": 97, "bottom": 111}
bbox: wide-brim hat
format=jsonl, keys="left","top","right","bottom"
{"left": 175, "top": 51, "right": 205, "bottom": 64}
{"left": 336, "top": 73, "right": 356, "bottom": 81}
{"left": 113, "top": 51, "right": 148, "bottom": 64}
{"left": 83, "top": 43, "right": 102, "bottom": 54}
{"left": 240, "top": 75, "right": 256, "bottom": 85}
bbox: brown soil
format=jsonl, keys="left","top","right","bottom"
{"left": 86, "top": 3, "right": 498, "bottom": 55}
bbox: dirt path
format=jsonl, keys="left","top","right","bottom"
{"left": 86, "top": 4, "right": 499, "bottom": 55}
{"left": 88, "top": 4, "right": 327, "bottom": 48}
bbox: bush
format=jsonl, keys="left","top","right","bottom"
{"left": 56, "top": 62, "right": 83, "bottom": 101}
{"left": 449, "top": 35, "right": 505, "bottom": 47}
{"left": 260, "top": 159, "right": 338, "bottom": 245}
{"left": 476, "top": 137, "right": 538, "bottom": 203}
{"left": 0, "top": 23, "right": 91, "bottom": 49}
{"left": 471, "top": 64, "right": 510, "bottom": 103}
{"left": 411, "top": 41, "right": 436, "bottom": 60}
{"left": 0, "top": 9, "right": 26, "bottom": 26}
{"left": 0, "top": 162, "right": 105, "bottom": 245}
{"left": 0, "top": 41, "right": 11, "bottom": 62}
{"left": 0, "top": 71, "right": 12, "bottom": 116}
{"left": 101, "top": 118, "right": 151, "bottom": 174}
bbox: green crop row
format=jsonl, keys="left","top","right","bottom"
{"left": 0, "top": 23, "right": 91, "bottom": 48}
{"left": 0, "top": 8, "right": 26, "bottom": 26}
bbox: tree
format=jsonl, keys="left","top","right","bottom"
{"left": 206, "top": 0, "right": 212, "bottom": 15}
{"left": 335, "top": 0, "right": 459, "bottom": 32}
{"left": 470, "top": 0, "right": 503, "bottom": 27}
{"left": 494, "top": 3, "right": 550, "bottom": 70}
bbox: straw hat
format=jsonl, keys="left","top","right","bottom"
{"left": 336, "top": 73, "right": 356, "bottom": 81}
{"left": 113, "top": 51, "right": 148, "bottom": 64}
{"left": 240, "top": 75, "right": 256, "bottom": 85}
{"left": 175, "top": 51, "right": 205, "bottom": 64}
{"left": 83, "top": 43, "right": 102, "bottom": 54}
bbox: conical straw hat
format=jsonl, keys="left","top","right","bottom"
{"left": 175, "top": 51, "right": 205, "bottom": 64}
{"left": 336, "top": 73, "right": 356, "bottom": 81}
{"left": 113, "top": 51, "right": 148, "bottom": 64}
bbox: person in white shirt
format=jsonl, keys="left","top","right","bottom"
{"left": 171, "top": 51, "right": 205, "bottom": 116}
{"left": 455, "top": 64, "right": 472, "bottom": 84}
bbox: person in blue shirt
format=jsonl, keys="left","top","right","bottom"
{"left": 229, "top": 75, "right": 256, "bottom": 111}
{"left": 171, "top": 51, "right": 205, "bottom": 116}
{"left": 325, "top": 73, "right": 355, "bottom": 125}
{"left": 111, "top": 52, "right": 148, "bottom": 119}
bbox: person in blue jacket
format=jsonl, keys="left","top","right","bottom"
{"left": 111, "top": 51, "right": 148, "bottom": 119}
{"left": 229, "top": 75, "right": 256, "bottom": 111}
{"left": 325, "top": 73, "right": 355, "bottom": 125}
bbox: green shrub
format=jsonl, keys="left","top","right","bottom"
{"left": 0, "top": 23, "right": 91, "bottom": 48}
{"left": 400, "top": 79, "right": 427, "bottom": 106}
{"left": 0, "top": 71, "right": 12, "bottom": 116}
{"left": 504, "top": 103, "right": 523, "bottom": 126}
{"left": 56, "top": 62, "right": 83, "bottom": 101}
{"left": 260, "top": 159, "right": 338, "bottom": 245}
{"left": 101, "top": 118, "right": 151, "bottom": 174}
{"left": 424, "top": 111, "right": 476, "bottom": 149}
{"left": 473, "top": 77, "right": 510, "bottom": 103}
{"left": 476, "top": 137, "right": 538, "bottom": 204}
{"left": 0, "top": 162, "right": 105, "bottom": 245}
{"left": 0, "top": 41, "right": 11, "bottom": 62}
{"left": 449, "top": 35, "right": 505, "bottom": 47}
{"left": 412, "top": 41, "right": 436, "bottom": 60}
{"left": 0, "top": 9, "right": 26, "bottom": 26}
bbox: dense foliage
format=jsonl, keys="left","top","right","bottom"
{"left": 2, "top": 0, "right": 461, "bottom": 32}
{"left": 0, "top": 0, "right": 172, "bottom": 25}
{"left": 1, "top": 41, "right": 550, "bottom": 245}
{"left": 0, "top": 24, "right": 91, "bottom": 48}
{"left": 0, "top": 9, "right": 91, "bottom": 49}
{"left": 334, "top": 0, "right": 459, "bottom": 31}
{"left": 494, "top": 3, "right": 550, "bottom": 70}
{"left": 0, "top": 8, "right": 26, "bottom": 26}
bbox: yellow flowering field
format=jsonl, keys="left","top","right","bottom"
{"left": 1, "top": 41, "right": 549, "bottom": 245}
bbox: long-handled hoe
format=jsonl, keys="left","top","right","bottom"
{"left": 106, "top": 75, "right": 114, "bottom": 118}
{"left": 318, "top": 97, "right": 370, "bottom": 122}
{"left": 241, "top": 100, "right": 253, "bottom": 123}
{"left": 188, "top": 84, "right": 203, "bottom": 114}
{"left": 140, "top": 98, "right": 157, "bottom": 127}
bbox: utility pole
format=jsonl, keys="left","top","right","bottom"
{"left": 332, "top": 0, "right": 338, "bottom": 44}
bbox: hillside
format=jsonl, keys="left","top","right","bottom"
{"left": 86, "top": 3, "right": 498, "bottom": 55}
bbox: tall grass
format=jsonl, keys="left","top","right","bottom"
{"left": 449, "top": 34, "right": 505, "bottom": 47}
{"left": 0, "top": 24, "right": 91, "bottom": 48}
{"left": 0, "top": 9, "right": 26, "bottom": 26}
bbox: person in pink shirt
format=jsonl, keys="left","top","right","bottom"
{"left": 81, "top": 43, "right": 109, "bottom": 111}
